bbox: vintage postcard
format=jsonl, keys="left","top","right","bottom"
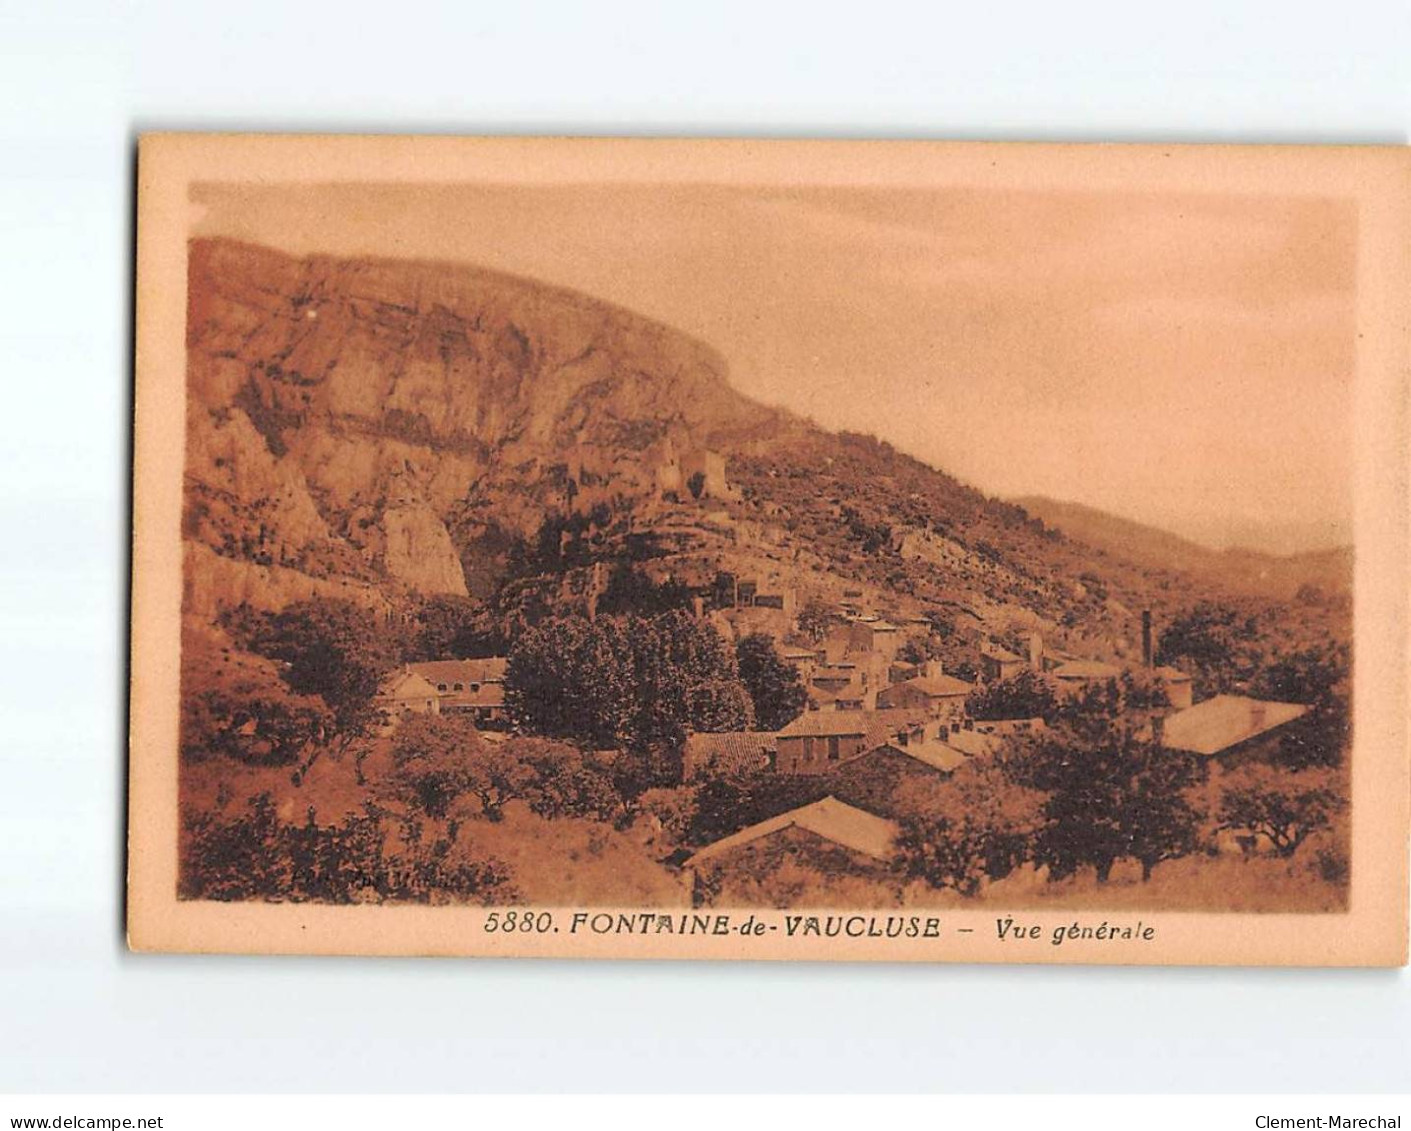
{"left": 129, "top": 135, "right": 1410, "bottom": 963}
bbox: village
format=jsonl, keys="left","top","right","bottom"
{"left": 368, "top": 456, "right": 1318, "bottom": 899}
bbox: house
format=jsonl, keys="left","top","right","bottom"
{"left": 780, "top": 645, "right": 820, "bottom": 684}
{"left": 1049, "top": 659, "right": 1123, "bottom": 696}
{"left": 848, "top": 619, "right": 903, "bottom": 660}
{"left": 774, "top": 709, "right": 926, "bottom": 773}
{"left": 829, "top": 734, "right": 974, "bottom": 817}
{"left": 404, "top": 657, "right": 510, "bottom": 726}
{"left": 1160, "top": 695, "right": 1309, "bottom": 760}
{"left": 811, "top": 662, "right": 861, "bottom": 693}
{"left": 684, "top": 796, "right": 899, "bottom": 867}
{"left": 979, "top": 642, "right": 1027, "bottom": 682}
{"left": 373, "top": 668, "right": 442, "bottom": 728}
{"left": 875, "top": 663, "right": 973, "bottom": 716}
{"left": 682, "top": 731, "right": 778, "bottom": 780}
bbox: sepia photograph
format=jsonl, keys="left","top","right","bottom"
{"left": 128, "top": 136, "right": 1410, "bottom": 963}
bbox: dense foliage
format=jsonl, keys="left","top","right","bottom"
{"left": 181, "top": 793, "right": 516, "bottom": 904}
{"left": 735, "top": 633, "right": 808, "bottom": 731}
{"left": 504, "top": 611, "right": 754, "bottom": 755}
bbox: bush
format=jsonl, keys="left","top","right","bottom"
{"left": 180, "top": 793, "right": 517, "bottom": 904}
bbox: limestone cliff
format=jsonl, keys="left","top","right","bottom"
{"left": 183, "top": 237, "right": 779, "bottom": 614}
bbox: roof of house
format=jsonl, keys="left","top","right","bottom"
{"left": 1154, "top": 665, "right": 1193, "bottom": 683}
{"left": 1051, "top": 659, "right": 1123, "bottom": 680}
{"left": 441, "top": 683, "right": 506, "bottom": 709}
{"left": 376, "top": 669, "right": 440, "bottom": 700}
{"left": 1161, "top": 694, "right": 1310, "bottom": 756}
{"left": 942, "top": 729, "right": 1004, "bottom": 758}
{"left": 683, "top": 731, "right": 777, "bottom": 777}
{"left": 871, "top": 738, "right": 971, "bottom": 774}
{"left": 909, "top": 673, "right": 975, "bottom": 698}
{"left": 981, "top": 642, "right": 1024, "bottom": 663}
{"left": 686, "top": 797, "right": 899, "bottom": 865}
{"left": 408, "top": 658, "right": 508, "bottom": 686}
{"left": 778, "top": 707, "right": 924, "bottom": 740}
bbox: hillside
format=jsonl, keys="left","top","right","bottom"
{"left": 1015, "top": 496, "right": 1352, "bottom": 601}
{"left": 184, "top": 237, "right": 786, "bottom": 614}
{"left": 183, "top": 238, "right": 1341, "bottom": 666}
{"left": 177, "top": 238, "right": 1352, "bottom": 916}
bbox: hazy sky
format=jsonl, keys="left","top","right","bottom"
{"left": 193, "top": 182, "right": 1356, "bottom": 555}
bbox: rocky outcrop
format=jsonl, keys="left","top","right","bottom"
{"left": 182, "top": 237, "right": 779, "bottom": 614}
{"left": 183, "top": 542, "right": 392, "bottom": 619}
{"left": 382, "top": 499, "right": 468, "bottom": 597}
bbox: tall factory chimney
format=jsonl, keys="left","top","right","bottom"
{"left": 1141, "top": 610, "right": 1153, "bottom": 668}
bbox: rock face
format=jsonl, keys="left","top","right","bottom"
{"left": 382, "top": 499, "right": 469, "bottom": 597}
{"left": 183, "top": 237, "right": 778, "bottom": 614}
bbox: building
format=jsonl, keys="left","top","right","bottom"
{"left": 682, "top": 731, "right": 778, "bottom": 780}
{"left": 828, "top": 733, "right": 978, "bottom": 818}
{"left": 875, "top": 663, "right": 973, "bottom": 716}
{"left": 1159, "top": 695, "right": 1309, "bottom": 761}
{"left": 398, "top": 657, "right": 511, "bottom": 726}
{"left": 1049, "top": 659, "right": 1123, "bottom": 697}
{"left": 654, "top": 443, "right": 735, "bottom": 500}
{"left": 373, "top": 669, "right": 442, "bottom": 728}
{"left": 848, "top": 619, "right": 903, "bottom": 660}
{"left": 780, "top": 645, "right": 820, "bottom": 684}
{"left": 774, "top": 709, "right": 927, "bottom": 774}
{"left": 684, "top": 796, "right": 898, "bottom": 868}
{"left": 979, "top": 642, "right": 1027, "bottom": 682}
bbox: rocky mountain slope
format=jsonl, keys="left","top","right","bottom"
{"left": 183, "top": 238, "right": 784, "bottom": 614}
{"left": 183, "top": 239, "right": 1333, "bottom": 663}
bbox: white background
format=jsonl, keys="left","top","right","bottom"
{"left": 1, "top": 0, "right": 1408, "bottom": 1094}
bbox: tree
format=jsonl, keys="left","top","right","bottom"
{"left": 390, "top": 714, "right": 536, "bottom": 822}
{"left": 686, "top": 773, "right": 830, "bottom": 848}
{"left": 1005, "top": 721, "right": 1206, "bottom": 883}
{"left": 1155, "top": 602, "right": 1259, "bottom": 697}
{"left": 1217, "top": 764, "right": 1344, "bottom": 857}
{"left": 686, "top": 470, "right": 707, "bottom": 500}
{"left": 180, "top": 791, "right": 517, "bottom": 904}
{"left": 1250, "top": 644, "right": 1350, "bottom": 769}
{"left": 796, "top": 598, "right": 837, "bottom": 643}
{"left": 594, "top": 561, "right": 693, "bottom": 617}
{"left": 966, "top": 669, "right": 1059, "bottom": 722}
{"left": 505, "top": 611, "right": 753, "bottom": 756}
{"left": 893, "top": 761, "right": 1044, "bottom": 895}
{"left": 735, "top": 633, "right": 808, "bottom": 730}
{"left": 409, "top": 594, "right": 501, "bottom": 661}
{"left": 518, "top": 742, "right": 622, "bottom": 822}
{"left": 246, "top": 598, "right": 395, "bottom": 784}
{"left": 181, "top": 681, "right": 331, "bottom": 766}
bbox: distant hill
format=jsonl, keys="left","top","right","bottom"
{"left": 1015, "top": 496, "right": 1351, "bottom": 600}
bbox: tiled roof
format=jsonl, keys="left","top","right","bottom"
{"left": 376, "top": 669, "right": 439, "bottom": 700}
{"left": 870, "top": 739, "right": 970, "bottom": 774}
{"left": 683, "top": 731, "right": 777, "bottom": 778}
{"left": 1161, "top": 695, "right": 1309, "bottom": 756}
{"left": 686, "top": 797, "right": 899, "bottom": 864}
{"left": 908, "top": 673, "right": 976, "bottom": 698}
{"left": 408, "top": 658, "right": 508, "bottom": 686}
{"left": 778, "top": 708, "right": 924, "bottom": 743}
